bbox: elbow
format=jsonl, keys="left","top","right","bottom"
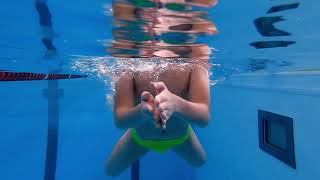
{"left": 114, "top": 107, "right": 132, "bottom": 130}
{"left": 114, "top": 119, "right": 127, "bottom": 130}
{"left": 189, "top": 104, "right": 211, "bottom": 128}
{"left": 114, "top": 120, "right": 126, "bottom": 130}
{"left": 198, "top": 113, "right": 211, "bottom": 128}
{"left": 199, "top": 104, "right": 211, "bottom": 128}
{"left": 114, "top": 114, "right": 128, "bottom": 130}
{"left": 199, "top": 114, "right": 211, "bottom": 128}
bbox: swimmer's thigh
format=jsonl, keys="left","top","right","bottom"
{"left": 172, "top": 129, "right": 206, "bottom": 167}
{"left": 106, "top": 129, "right": 148, "bottom": 176}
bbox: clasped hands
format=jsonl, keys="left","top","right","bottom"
{"left": 140, "top": 81, "right": 179, "bottom": 129}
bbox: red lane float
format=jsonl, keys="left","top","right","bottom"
{"left": 0, "top": 71, "right": 87, "bottom": 81}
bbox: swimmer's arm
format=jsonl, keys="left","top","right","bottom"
{"left": 114, "top": 75, "right": 146, "bottom": 129}
{"left": 175, "top": 65, "right": 211, "bottom": 127}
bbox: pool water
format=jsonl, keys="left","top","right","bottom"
{"left": 1, "top": 0, "right": 320, "bottom": 180}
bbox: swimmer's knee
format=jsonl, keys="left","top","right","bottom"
{"left": 105, "top": 159, "right": 121, "bottom": 177}
{"left": 192, "top": 158, "right": 206, "bottom": 167}
{"left": 106, "top": 166, "right": 120, "bottom": 177}
{"left": 191, "top": 152, "right": 207, "bottom": 167}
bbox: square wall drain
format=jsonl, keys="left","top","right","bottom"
{"left": 258, "top": 110, "right": 296, "bottom": 169}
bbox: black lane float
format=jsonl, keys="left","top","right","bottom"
{"left": 0, "top": 71, "right": 87, "bottom": 81}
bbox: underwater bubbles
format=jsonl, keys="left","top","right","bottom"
{"left": 70, "top": 55, "right": 222, "bottom": 94}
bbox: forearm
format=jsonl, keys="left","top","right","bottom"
{"left": 115, "top": 104, "right": 146, "bottom": 129}
{"left": 175, "top": 96, "right": 211, "bottom": 127}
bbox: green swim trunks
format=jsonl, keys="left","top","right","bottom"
{"left": 131, "top": 126, "right": 192, "bottom": 153}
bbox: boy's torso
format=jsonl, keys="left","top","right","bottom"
{"left": 133, "top": 64, "right": 192, "bottom": 140}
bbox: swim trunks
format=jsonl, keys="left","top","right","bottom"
{"left": 131, "top": 126, "right": 192, "bottom": 153}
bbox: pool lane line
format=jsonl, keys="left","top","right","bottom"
{"left": 35, "top": 0, "right": 57, "bottom": 52}
{"left": 0, "top": 71, "right": 87, "bottom": 81}
{"left": 131, "top": 160, "right": 140, "bottom": 180}
{"left": 254, "top": 16, "right": 291, "bottom": 37}
{"left": 43, "top": 79, "right": 63, "bottom": 180}
{"left": 267, "top": 3, "right": 300, "bottom": 14}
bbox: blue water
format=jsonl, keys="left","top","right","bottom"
{"left": 0, "top": 1, "right": 207, "bottom": 179}
{"left": 1, "top": 0, "right": 320, "bottom": 180}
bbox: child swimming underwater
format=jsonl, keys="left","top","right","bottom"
{"left": 106, "top": 0, "right": 216, "bottom": 176}
{"left": 106, "top": 63, "right": 210, "bottom": 176}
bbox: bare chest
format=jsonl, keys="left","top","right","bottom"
{"left": 133, "top": 65, "right": 191, "bottom": 100}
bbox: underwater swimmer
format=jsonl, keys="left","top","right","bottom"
{"left": 106, "top": 63, "right": 210, "bottom": 176}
